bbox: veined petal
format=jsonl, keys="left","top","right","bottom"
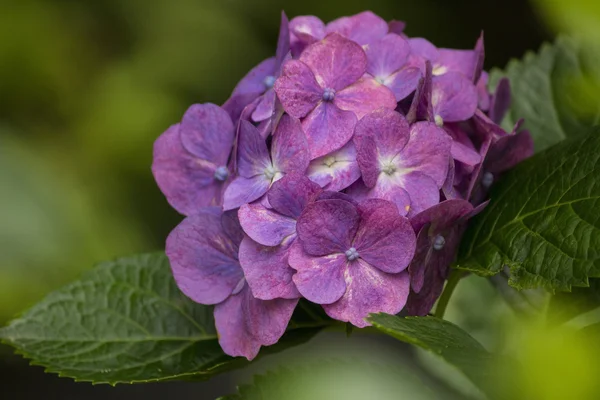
{"left": 238, "top": 202, "right": 296, "bottom": 246}
{"left": 214, "top": 284, "right": 297, "bottom": 360}
{"left": 347, "top": 178, "right": 412, "bottom": 217}
{"left": 409, "top": 199, "right": 474, "bottom": 234}
{"left": 307, "top": 141, "right": 361, "bottom": 191}
{"left": 384, "top": 66, "right": 421, "bottom": 101}
{"left": 354, "top": 108, "right": 410, "bottom": 159}
{"left": 437, "top": 48, "right": 478, "bottom": 80}
{"left": 223, "top": 175, "right": 271, "bottom": 211}
{"left": 302, "top": 102, "right": 357, "bottom": 159}
{"left": 268, "top": 173, "right": 323, "bottom": 218}
{"left": 290, "top": 15, "right": 326, "bottom": 56}
{"left": 365, "top": 33, "right": 410, "bottom": 78}
{"left": 289, "top": 241, "right": 347, "bottom": 304}
{"left": 251, "top": 89, "right": 277, "bottom": 123}
{"left": 326, "top": 11, "right": 388, "bottom": 46}
{"left": 239, "top": 238, "right": 300, "bottom": 300}
{"left": 399, "top": 171, "right": 440, "bottom": 217}
{"left": 237, "top": 120, "right": 272, "bottom": 178}
{"left": 353, "top": 199, "right": 416, "bottom": 274}
{"left": 275, "top": 11, "right": 291, "bottom": 68}
{"left": 431, "top": 72, "right": 478, "bottom": 122}
{"left": 271, "top": 114, "right": 310, "bottom": 174}
{"left": 165, "top": 208, "right": 243, "bottom": 305}
{"left": 152, "top": 124, "right": 224, "bottom": 215}
{"left": 334, "top": 77, "right": 396, "bottom": 119}
{"left": 274, "top": 60, "right": 323, "bottom": 118}
{"left": 180, "top": 103, "right": 235, "bottom": 165}
{"left": 229, "top": 57, "right": 277, "bottom": 99}
{"left": 323, "top": 261, "right": 410, "bottom": 327}
{"left": 296, "top": 199, "right": 360, "bottom": 256}
{"left": 299, "top": 33, "right": 366, "bottom": 91}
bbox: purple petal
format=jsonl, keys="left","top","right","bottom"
{"left": 353, "top": 199, "right": 416, "bottom": 273}
{"left": 489, "top": 77, "right": 511, "bottom": 125}
{"left": 354, "top": 134, "right": 379, "bottom": 188}
{"left": 239, "top": 237, "right": 300, "bottom": 300}
{"left": 268, "top": 172, "right": 323, "bottom": 218}
{"left": 299, "top": 33, "right": 366, "bottom": 91}
{"left": 431, "top": 72, "right": 478, "bottom": 123}
{"left": 323, "top": 261, "right": 410, "bottom": 327}
{"left": 152, "top": 124, "right": 224, "bottom": 215}
{"left": 406, "top": 60, "right": 433, "bottom": 123}
{"left": 326, "top": 11, "right": 388, "bottom": 46}
{"left": 316, "top": 190, "right": 359, "bottom": 206}
{"left": 399, "top": 121, "right": 451, "bottom": 186}
{"left": 223, "top": 92, "right": 262, "bottom": 125}
{"left": 274, "top": 60, "right": 322, "bottom": 118}
{"left": 451, "top": 140, "right": 481, "bottom": 166}
{"left": 410, "top": 199, "right": 474, "bottom": 234}
{"left": 437, "top": 48, "right": 478, "bottom": 80}
{"left": 289, "top": 241, "right": 348, "bottom": 304}
{"left": 388, "top": 20, "right": 406, "bottom": 35}
{"left": 296, "top": 199, "right": 360, "bottom": 256}
{"left": 290, "top": 16, "right": 326, "bottom": 56}
{"left": 214, "top": 283, "right": 297, "bottom": 360}
{"left": 251, "top": 89, "right": 277, "bottom": 123}
{"left": 238, "top": 202, "right": 296, "bottom": 246}
{"left": 408, "top": 38, "right": 439, "bottom": 66}
{"left": 486, "top": 130, "right": 534, "bottom": 174}
{"left": 165, "top": 208, "right": 243, "bottom": 305}
{"left": 276, "top": 11, "right": 291, "bottom": 68}
{"left": 473, "top": 32, "right": 485, "bottom": 84}
{"left": 180, "top": 103, "right": 235, "bottom": 165}
{"left": 302, "top": 101, "right": 357, "bottom": 159}
{"left": 384, "top": 66, "right": 422, "bottom": 101}
{"left": 365, "top": 34, "right": 410, "bottom": 79}
{"left": 354, "top": 108, "right": 410, "bottom": 160}
{"left": 477, "top": 72, "right": 491, "bottom": 111}
{"left": 400, "top": 171, "right": 441, "bottom": 217}
{"left": 228, "top": 57, "right": 277, "bottom": 99}
{"left": 347, "top": 178, "right": 412, "bottom": 216}
{"left": 271, "top": 114, "right": 310, "bottom": 174}
{"left": 307, "top": 141, "right": 361, "bottom": 191}
{"left": 408, "top": 227, "right": 431, "bottom": 293}
{"left": 223, "top": 176, "right": 271, "bottom": 211}
{"left": 237, "top": 120, "right": 271, "bottom": 178}
{"left": 334, "top": 77, "right": 397, "bottom": 119}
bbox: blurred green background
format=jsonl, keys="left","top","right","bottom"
{"left": 2, "top": 0, "right": 599, "bottom": 399}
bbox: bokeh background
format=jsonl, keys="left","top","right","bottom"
{"left": 2, "top": 0, "right": 599, "bottom": 398}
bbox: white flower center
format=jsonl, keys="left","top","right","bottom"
{"left": 264, "top": 165, "right": 278, "bottom": 180}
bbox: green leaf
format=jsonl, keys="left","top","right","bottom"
{"left": 489, "top": 36, "right": 599, "bottom": 152}
{"left": 367, "top": 313, "right": 496, "bottom": 396}
{"left": 219, "top": 360, "right": 438, "bottom": 400}
{"left": 0, "top": 253, "right": 327, "bottom": 384}
{"left": 458, "top": 131, "right": 600, "bottom": 291}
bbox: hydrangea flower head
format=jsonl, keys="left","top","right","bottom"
{"left": 152, "top": 10, "right": 534, "bottom": 360}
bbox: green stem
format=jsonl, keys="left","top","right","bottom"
{"left": 434, "top": 268, "right": 464, "bottom": 319}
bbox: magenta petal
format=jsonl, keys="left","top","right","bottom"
{"left": 410, "top": 199, "right": 474, "bottom": 234}
{"left": 408, "top": 227, "right": 431, "bottom": 293}
{"left": 268, "top": 173, "right": 323, "bottom": 218}
{"left": 354, "top": 108, "right": 410, "bottom": 159}
{"left": 353, "top": 199, "right": 416, "bottom": 273}
{"left": 229, "top": 57, "right": 277, "bottom": 98}
{"left": 431, "top": 72, "right": 478, "bottom": 122}
{"left": 165, "top": 208, "right": 243, "bottom": 305}
{"left": 401, "top": 171, "right": 441, "bottom": 216}
{"left": 326, "top": 11, "right": 388, "bottom": 46}
{"left": 409, "top": 38, "right": 439, "bottom": 64}
{"left": 237, "top": 120, "right": 271, "bottom": 178}
{"left": 276, "top": 11, "right": 290, "bottom": 67}
{"left": 354, "top": 134, "right": 379, "bottom": 188}
{"left": 296, "top": 199, "right": 359, "bottom": 256}
{"left": 239, "top": 238, "right": 300, "bottom": 300}
{"left": 366, "top": 34, "right": 410, "bottom": 78}
{"left": 437, "top": 48, "right": 478, "bottom": 80}
{"left": 180, "top": 103, "right": 235, "bottom": 165}
{"left": 400, "top": 121, "right": 451, "bottom": 186}
{"left": 477, "top": 72, "right": 491, "bottom": 111}
{"left": 289, "top": 241, "right": 348, "bottom": 304}
{"left": 349, "top": 178, "right": 412, "bottom": 217}
{"left": 388, "top": 20, "right": 406, "bottom": 35}
{"left": 223, "top": 175, "right": 271, "bottom": 211}
{"left": 384, "top": 66, "right": 422, "bottom": 101}
{"left": 323, "top": 261, "right": 410, "bottom": 327}
{"left": 214, "top": 284, "right": 297, "bottom": 360}
{"left": 152, "top": 124, "right": 223, "bottom": 215}
{"left": 238, "top": 202, "right": 296, "bottom": 246}
{"left": 302, "top": 101, "right": 357, "bottom": 159}
{"left": 486, "top": 130, "right": 534, "bottom": 174}
{"left": 271, "top": 114, "right": 310, "bottom": 174}
{"left": 299, "top": 33, "right": 366, "bottom": 91}
{"left": 307, "top": 141, "right": 360, "bottom": 191}
{"left": 489, "top": 77, "right": 511, "bottom": 124}
{"left": 274, "top": 60, "right": 323, "bottom": 118}
{"left": 451, "top": 140, "right": 482, "bottom": 166}
{"left": 290, "top": 15, "right": 326, "bottom": 56}
{"left": 251, "top": 89, "right": 277, "bottom": 123}
{"left": 334, "top": 77, "right": 397, "bottom": 119}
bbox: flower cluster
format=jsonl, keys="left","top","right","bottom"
{"left": 152, "top": 11, "right": 533, "bottom": 360}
